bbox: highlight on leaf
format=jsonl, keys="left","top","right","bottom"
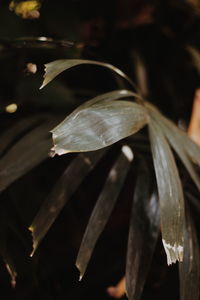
{"left": 50, "top": 98, "right": 149, "bottom": 156}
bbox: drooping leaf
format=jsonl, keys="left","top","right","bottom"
{"left": 76, "top": 145, "right": 133, "bottom": 279}
{"left": 126, "top": 160, "right": 160, "bottom": 300}
{"left": 179, "top": 209, "right": 200, "bottom": 300}
{"left": 40, "top": 59, "right": 136, "bottom": 89}
{"left": 0, "top": 121, "right": 54, "bottom": 192}
{"left": 148, "top": 120, "right": 185, "bottom": 265}
{"left": 145, "top": 102, "right": 200, "bottom": 190}
{"left": 51, "top": 100, "right": 149, "bottom": 156}
{"left": 30, "top": 149, "right": 107, "bottom": 255}
{"left": 0, "top": 114, "right": 47, "bottom": 157}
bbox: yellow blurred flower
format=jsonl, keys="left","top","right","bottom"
{"left": 9, "top": 1, "right": 41, "bottom": 19}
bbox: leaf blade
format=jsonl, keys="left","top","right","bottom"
{"left": 148, "top": 120, "right": 185, "bottom": 265}
{"left": 30, "top": 149, "right": 107, "bottom": 255}
{"left": 179, "top": 209, "right": 200, "bottom": 300}
{"left": 51, "top": 100, "right": 149, "bottom": 155}
{"left": 40, "top": 59, "right": 135, "bottom": 89}
{"left": 146, "top": 102, "right": 200, "bottom": 179}
{"left": 126, "top": 160, "right": 160, "bottom": 300}
{"left": 76, "top": 146, "right": 133, "bottom": 279}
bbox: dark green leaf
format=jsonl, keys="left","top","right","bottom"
{"left": 51, "top": 100, "right": 149, "bottom": 155}
{"left": 179, "top": 209, "right": 200, "bottom": 300}
{"left": 76, "top": 146, "right": 133, "bottom": 279}
{"left": 40, "top": 59, "right": 136, "bottom": 89}
{"left": 148, "top": 120, "right": 185, "bottom": 265}
{"left": 0, "top": 114, "right": 48, "bottom": 157}
{"left": 30, "top": 149, "right": 106, "bottom": 255}
{"left": 0, "top": 121, "right": 53, "bottom": 192}
{"left": 126, "top": 161, "right": 159, "bottom": 300}
{"left": 145, "top": 102, "right": 200, "bottom": 191}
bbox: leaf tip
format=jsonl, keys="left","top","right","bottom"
{"left": 162, "top": 240, "right": 183, "bottom": 265}
{"left": 75, "top": 262, "right": 84, "bottom": 281}
{"left": 5, "top": 263, "right": 17, "bottom": 288}
{"left": 29, "top": 226, "right": 37, "bottom": 257}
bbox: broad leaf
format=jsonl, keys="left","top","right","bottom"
{"left": 179, "top": 209, "right": 200, "bottom": 300}
{"left": 76, "top": 146, "right": 133, "bottom": 279}
{"left": 126, "top": 160, "right": 160, "bottom": 300}
{"left": 40, "top": 59, "right": 136, "bottom": 89}
{"left": 51, "top": 100, "right": 149, "bottom": 155}
{"left": 30, "top": 149, "right": 106, "bottom": 255}
{"left": 148, "top": 120, "right": 185, "bottom": 265}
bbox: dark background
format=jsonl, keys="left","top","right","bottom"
{"left": 0, "top": 1, "right": 199, "bottom": 299}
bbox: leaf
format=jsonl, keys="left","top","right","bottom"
{"left": 126, "top": 160, "right": 160, "bottom": 300}
{"left": 179, "top": 209, "right": 200, "bottom": 300}
{"left": 0, "top": 114, "right": 47, "bottom": 157}
{"left": 145, "top": 102, "right": 200, "bottom": 190}
{"left": 40, "top": 59, "right": 136, "bottom": 89}
{"left": 51, "top": 100, "right": 149, "bottom": 155}
{"left": 5, "top": 262, "right": 17, "bottom": 288}
{"left": 76, "top": 145, "right": 133, "bottom": 279}
{"left": 30, "top": 149, "right": 107, "bottom": 255}
{"left": 0, "top": 121, "right": 54, "bottom": 192}
{"left": 148, "top": 120, "right": 185, "bottom": 265}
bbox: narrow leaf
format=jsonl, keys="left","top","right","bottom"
{"left": 5, "top": 260, "right": 17, "bottom": 288}
{"left": 0, "top": 121, "right": 53, "bottom": 192}
{"left": 0, "top": 114, "right": 47, "bottom": 157}
{"left": 145, "top": 102, "right": 200, "bottom": 190}
{"left": 76, "top": 146, "right": 133, "bottom": 279}
{"left": 126, "top": 161, "right": 160, "bottom": 300}
{"left": 51, "top": 100, "right": 149, "bottom": 155}
{"left": 30, "top": 149, "right": 106, "bottom": 255}
{"left": 179, "top": 210, "right": 200, "bottom": 300}
{"left": 40, "top": 59, "right": 135, "bottom": 89}
{"left": 148, "top": 120, "right": 185, "bottom": 265}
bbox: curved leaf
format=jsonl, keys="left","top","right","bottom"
{"left": 76, "top": 146, "right": 133, "bottom": 279}
{"left": 40, "top": 59, "right": 136, "bottom": 89}
{"left": 148, "top": 120, "right": 185, "bottom": 265}
{"left": 51, "top": 100, "right": 149, "bottom": 155}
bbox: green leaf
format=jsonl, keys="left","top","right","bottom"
{"left": 145, "top": 102, "right": 200, "bottom": 190}
{"left": 126, "top": 160, "right": 159, "bottom": 300}
{"left": 148, "top": 120, "right": 185, "bottom": 265}
{"left": 51, "top": 100, "right": 149, "bottom": 155}
{"left": 0, "top": 114, "right": 47, "bottom": 158}
{"left": 179, "top": 209, "right": 200, "bottom": 300}
{"left": 76, "top": 146, "right": 133, "bottom": 279}
{"left": 40, "top": 59, "right": 136, "bottom": 89}
{"left": 30, "top": 149, "right": 107, "bottom": 255}
{"left": 0, "top": 121, "right": 53, "bottom": 192}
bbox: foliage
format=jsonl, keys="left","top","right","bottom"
{"left": 0, "top": 1, "right": 200, "bottom": 299}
